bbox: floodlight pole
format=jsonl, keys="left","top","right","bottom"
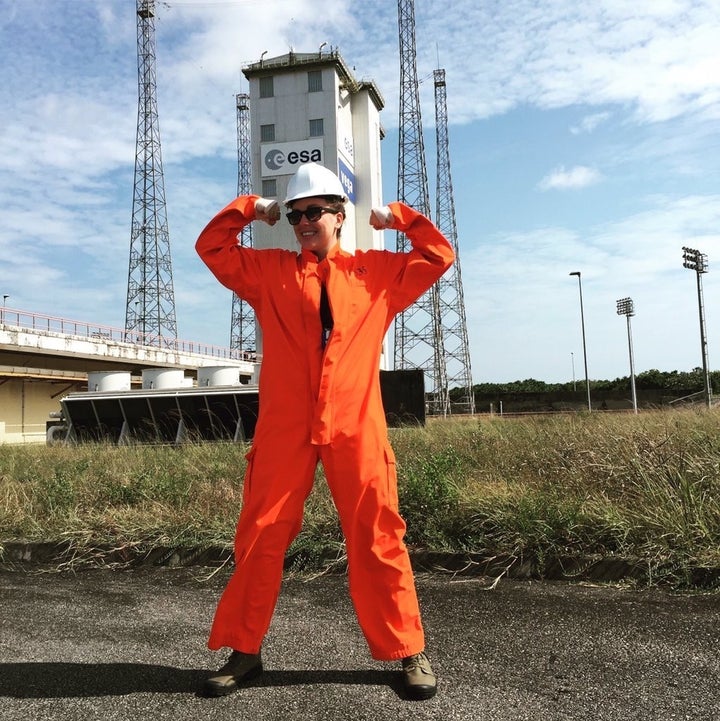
{"left": 569, "top": 272, "right": 591, "bottom": 411}
{"left": 616, "top": 297, "right": 638, "bottom": 413}
{"left": 682, "top": 247, "right": 712, "bottom": 408}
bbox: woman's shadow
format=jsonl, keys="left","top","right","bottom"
{"left": 0, "top": 662, "right": 404, "bottom": 699}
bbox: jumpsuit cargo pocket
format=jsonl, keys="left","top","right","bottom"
{"left": 383, "top": 442, "right": 400, "bottom": 512}
{"left": 241, "top": 445, "right": 257, "bottom": 507}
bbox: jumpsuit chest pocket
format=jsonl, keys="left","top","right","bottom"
{"left": 345, "top": 274, "right": 376, "bottom": 317}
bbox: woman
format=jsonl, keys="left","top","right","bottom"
{"left": 195, "top": 162, "right": 454, "bottom": 700}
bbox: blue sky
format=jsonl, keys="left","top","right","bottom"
{"left": 1, "top": 0, "right": 719, "bottom": 384}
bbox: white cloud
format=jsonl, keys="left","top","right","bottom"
{"left": 392, "top": 0, "right": 720, "bottom": 127}
{"left": 538, "top": 166, "right": 603, "bottom": 191}
{"left": 570, "top": 112, "right": 612, "bottom": 135}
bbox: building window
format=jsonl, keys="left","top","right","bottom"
{"left": 309, "top": 118, "right": 324, "bottom": 137}
{"left": 262, "top": 179, "right": 277, "bottom": 197}
{"left": 259, "top": 76, "right": 274, "bottom": 98}
{"left": 308, "top": 70, "right": 322, "bottom": 92}
{"left": 260, "top": 124, "right": 275, "bottom": 142}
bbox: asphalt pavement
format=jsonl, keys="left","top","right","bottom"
{"left": 1, "top": 567, "right": 718, "bottom": 721}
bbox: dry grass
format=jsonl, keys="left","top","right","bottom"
{"left": 1, "top": 408, "right": 719, "bottom": 585}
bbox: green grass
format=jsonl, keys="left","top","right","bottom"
{"left": 1, "top": 409, "right": 720, "bottom": 587}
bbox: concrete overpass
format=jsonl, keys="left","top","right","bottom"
{"left": 0, "top": 306, "right": 257, "bottom": 444}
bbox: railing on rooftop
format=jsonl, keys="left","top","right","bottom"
{"left": 0, "top": 307, "right": 258, "bottom": 363}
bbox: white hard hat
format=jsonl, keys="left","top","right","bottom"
{"left": 284, "top": 162, "right": 348, "bottom": 205}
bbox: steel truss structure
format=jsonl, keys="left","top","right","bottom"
{"left": 124, "top": 0, "right": 177, "bottom": 347}
{"left": 394, "top": 0, "right": 449, "bottom": 415}
{"left": 433, "top": 69, "right": 475, "bottom": 414}
{"left": 230, "top": 92, "right": 257, "bottom": 354}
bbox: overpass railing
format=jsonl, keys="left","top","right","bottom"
{"left": 0, "top": 306, "right": 257, "bottom": 363}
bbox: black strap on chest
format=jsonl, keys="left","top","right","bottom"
{"left": 320, "top": 283, "right": 333, "bottom": 348}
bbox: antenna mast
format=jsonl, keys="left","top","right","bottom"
{"left": 125, "top": 0, "right": 177, "bottom": 346}
{"left": 394, "top": 0, "right": 448, "bottom": 415}
{"left": 230, "top": 92, "right": 257, "bottom": 354}
{"left": 434, "top": 68, "right": 475, "bottom": 414}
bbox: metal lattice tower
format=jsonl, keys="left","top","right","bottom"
{"left": 434, "top": 69, "right": 475, "bottom": 414}
{"left": 394, "top": 0, "right": 449, "bottom": 415}
{"left": 125, "top": 0, "right": 177, "bottom": 347}
{"left": 230, "top": 92, "right": 257, "bottom": 354}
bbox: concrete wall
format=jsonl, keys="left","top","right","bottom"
{"left": 349, "top": 85, "right": 385, "bottom": 251}
{"left": 0, "top": 377, "right": 79, "bottom": 444}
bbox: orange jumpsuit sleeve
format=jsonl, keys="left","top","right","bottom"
{"left": 194, "top": 195, "right": 265, "bottom": 307}
{"left": 383, "top": 201, "right": 455, "bottom": 314}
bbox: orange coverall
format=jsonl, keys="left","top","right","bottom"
{"left": 195, "top": 195, "right": 454, "bottom": 660}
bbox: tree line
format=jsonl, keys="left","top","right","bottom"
{"left": 459, "top": 368, "right": 719, "bottom": 397}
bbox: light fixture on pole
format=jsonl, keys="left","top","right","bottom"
{"left": 616, "top": 297, "right": 638, "bottom": 414}
{"left": 1, "top": 294, "right": 8, "bottom": 326}
{"left": 682, "top": 246, "right": 712, "bottom": 408}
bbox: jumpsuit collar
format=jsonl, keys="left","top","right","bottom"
{"left": 299, "top": 243, "right": 349, "bottom": 268}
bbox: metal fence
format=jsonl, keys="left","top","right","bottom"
{"left": 0, "top": 306, "right": 256, "bottom": 362}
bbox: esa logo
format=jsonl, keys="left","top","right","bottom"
{"left": 338, "top": 167, "right": 353, "bottom": 197}
{"left": 265, "top": 148, "right": 322, "bottom": 171}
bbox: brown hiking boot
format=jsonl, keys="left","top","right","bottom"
{"left": 402, "top": 651, "right": 437, "bottom": 700}
{"left": 202, "top": 650, "right": 263, "bottom": 697}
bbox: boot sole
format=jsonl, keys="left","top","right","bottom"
{"left": 405, "top": 683, "right": 437, "bottom": 701}
{"left": 202, "top": 663, "right": 264, "bottom": 697}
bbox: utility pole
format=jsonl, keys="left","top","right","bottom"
{"left": 569, "top": 271, "right": 591, "bottom": 411}
{"left": 395, "top": 0, "right": 448, "bottom": 415}
{"left": 433, "top": 68, "right": 474, "bottom": 415}
{"left": 125, "top": 0, "right": 177, "bottom": 347}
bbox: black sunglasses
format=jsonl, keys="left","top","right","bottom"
{"left": 286, "top": 206, "right": 336, "bottom": 225}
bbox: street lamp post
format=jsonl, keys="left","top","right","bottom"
{"left": 616, "top": 297, "right": 638, "bottom": 413}
{"left": 1, "top": 294, "right": 8, "bottom": 326}
{"left": 569, "top": 272, "right": 591, "bottom": 411}
{"left": 682, "top": 247, "right": 712, "bottom": 408}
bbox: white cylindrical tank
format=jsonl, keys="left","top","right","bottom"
{"left": 198, "top": 366, "right": 241, "bottom": 387}
{"left": 87, "top": 371, "right": 132, "bottom": 393}
{"left": 142, "top": 368, "right": 185, "bottom": 390}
